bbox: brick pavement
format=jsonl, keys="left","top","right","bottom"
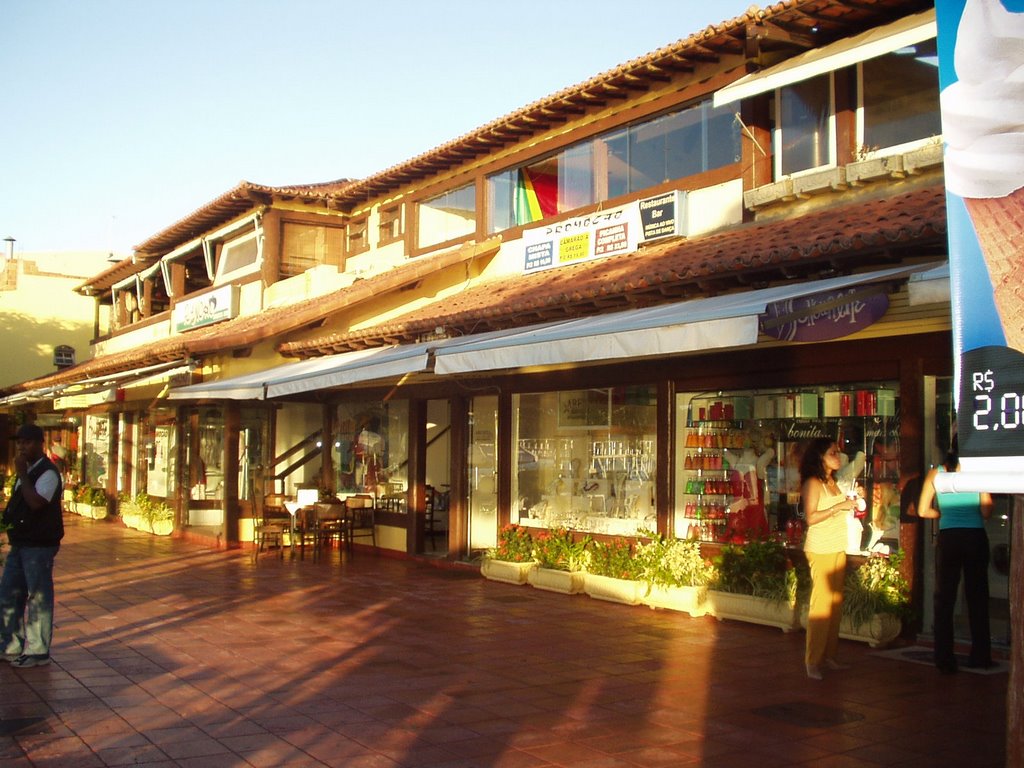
{"left": 0, "top": 514, "right": 1008, "bottom": 767}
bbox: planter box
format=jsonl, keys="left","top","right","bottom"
{"left": 75, "top": 503, "right": 108, "bottom": 520}
{"left": 706, "top": 590, "right": 800, "bottom": 632}
{"left": 528, "top": 567, "right": 584, "bottom": 595}
{"left": 480, "top": 559, "right": 534, "bottom": 585}
{"left": 800, "top": 609, "right": 901, "bottom": 648}
{"left": 643, "top": 584, "right": 708, "bottom": 617}
{"left": 583, "top": 574, "right": 644, "bottom": 606}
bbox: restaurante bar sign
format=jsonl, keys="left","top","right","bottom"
{"left": 759, "top": 286, "right": 889, "bottom": 342}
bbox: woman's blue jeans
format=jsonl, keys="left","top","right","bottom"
{"left": 0, "top": 544, "right": 59, "bottom": 657}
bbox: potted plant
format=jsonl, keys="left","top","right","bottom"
{"left": 706, "top": 539, "right": 803, "bottom": 631}
{"left": 528, "top": 527, "right": 590, "bottom": 594}
{"left": 840, "top": 551, "right": 910, "bottom": 647}
{"left": 74, "top": 485, "right": 108, "bottom": 519}
{"left": 637, "top": 530, "right": 716, "bottom": 617}
{"left": 118, "top": 492, "right": 174, "bottom": 535}
{"left": 583, "top": 536, "right": 646, "bottom": 605}
{"left": 481, "top": 523, "right": 536, "bottom": 585}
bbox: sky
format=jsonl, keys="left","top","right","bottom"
{"left": 1, "top": 0, "right": 754, "bottom": 257}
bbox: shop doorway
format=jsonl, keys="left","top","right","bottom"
{"left": 423, "top": 399, "right": 451, "bottom": 556}
{"left": 920, "top": 376, "right": 1012, "bottom": 649}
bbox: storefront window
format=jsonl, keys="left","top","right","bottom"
{"left": 334, "top": 400, "right": 408, "bottom": 499}
{"left": 675, "top": 384, "right": 900, "bottom": 554}
{"left": 182, "top": 408, "right": 225, "bottom": 528}
{"left": 83, "top": 415, "right": 110, "bottom": 489}
{"left": 238, "top": 407, "right": 268, "bottom": 502}
{"left": 137, "top": 409, "right": 177, "bottom": 500}
{"left": 468, "top": 395, "right": 498, "bottom": 551}
{"left": 513, "top": 386, "right": 657, "bottom": 536}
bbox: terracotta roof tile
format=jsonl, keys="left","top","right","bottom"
{"left": 280, "top": 183, "right": 947, "bottom": 357}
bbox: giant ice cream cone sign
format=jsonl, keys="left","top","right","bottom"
{"left": 938, "top": 0, "right": 1024, "bottom": 478}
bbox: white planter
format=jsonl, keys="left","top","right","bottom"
{"left": 76, "top": 503, "right": 107, "bottom": 520}
{"left": 152, "top": 519, "right": 174, "bottom": 536}
{"left": 799, "top": 609, "right": 901, "bottom": 648}
{"left": 706, "top": 590, "right": 800, "bottom": 632}
{"left": 643, "top": 584, "right": 708, "bottom": 617}
{"left": 583, "top": 573, "right": 644, "bottom": 606}
{"left": 480, "top": 559, "right": 534, "bottom": 585}
{"left": 528, "top": 567, "right": 584, "bottom": 595}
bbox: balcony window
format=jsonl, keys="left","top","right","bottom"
{"left": 345, "top": 217, "right": 369, "bottom": 257}
{"left": 281, "top": 222, "right": 343, "bottom": 278}
{"left": 214, "top": 229, "right": 262, "bottom": 284}
{"left": 859, "top": 39, "right": 940, "bottom": 155}
{"left": 487, "top": 99, "right": 739, "bottom": 234}
{"left": 378, "top": 205, "right": 403, "bottom": 246}
{"left": 417, "top": 183, "right": 476, "bottom": 249}
{"left": 775, "top": 73, "right": 835, "bottom": 177}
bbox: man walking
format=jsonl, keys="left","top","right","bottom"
{"left": 1, "top": 423, "right": 64, "bottom": 668}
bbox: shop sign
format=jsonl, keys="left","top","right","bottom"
{"left": 173, "top": 285, "right": 238, "bottom": 333}
{"left": 639, "top": 190, "right": 687, "bottom": 241}
{"left": 758, "top": 286, "right": 889, "bottom": 342}
{"left": 54, "top": 390, "right": 113, "bottom": 410}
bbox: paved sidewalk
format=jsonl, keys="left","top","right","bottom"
{"left": 0, "top": 514, "right": 1008, "bottom": 767}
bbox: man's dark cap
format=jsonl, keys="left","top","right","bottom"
{"left": 13, "top": 424, "right": 44, "bottom": 442}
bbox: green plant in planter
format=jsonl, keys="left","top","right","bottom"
{"left": 711, "top": 539, "right": 801, "bottom": 603}
{"left": 636, "top": 530, "right": 716, "bottom": 587}
{"left": 486, "top": 523, "right": 536, "bottom": 563}
{"left": 843, "top": 551, "right": 911, "bottom": 626}
{"left": 586, "top": 537, "right": 644, "bottom": 580}
{"left": 532, "top": 528, "right": 590, "bottom": 572}
{"left": 75, "top": 485, "right": 107, "bottom": 506}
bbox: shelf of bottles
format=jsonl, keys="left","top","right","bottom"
{"left": 681, "top": 421, "right": 745, "bottom": 541}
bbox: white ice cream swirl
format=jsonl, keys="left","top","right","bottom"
{"left": 940, "top": 0, "right": 1024, "bottom": 198}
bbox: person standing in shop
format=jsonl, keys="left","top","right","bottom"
{"left": 0, "top": 424, "right": 64, "bottom": 668}
{"left": 916, "top": 435, "right": 993, "bottom": 673}
{"left": 800, "top": 438, "right": 861, "bottom": 680}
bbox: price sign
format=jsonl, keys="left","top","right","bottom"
{"left": 959, "top": 345, "right": 1024, "bottom": 458}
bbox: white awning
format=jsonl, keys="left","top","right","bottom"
{"left": 0, "top": 359, "right": 194, "bottom": 408}
{"left": 167, "top": 346, "right": 398, "bottom": 400}
{"left": 713, "top": 9, "right": 936, "bottom": 106}
{"left": 433, "top": 262, "right": 940, "bottom": 375}
{"left": 162, "top": 261, "right": 941, "bottom": 399}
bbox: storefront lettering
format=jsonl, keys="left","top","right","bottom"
{"left": 759, "top": 287, "right": 889, "bottom": 343}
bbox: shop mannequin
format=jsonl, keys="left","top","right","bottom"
{"left": 723, "top": 444, "right": 775, "bottom": 540}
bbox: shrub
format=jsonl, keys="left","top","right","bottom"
{"left": 486, "top": 523, "right": 536, "bottom": 563}
{"left": 586, "top": 537, "right": 644, "bottom": 580}
{"left": 532, "top": 528, "right": 590, "bottom": 572}
{"left": 636, "top": 530, "right": 716, "bottom": 587}
{"left": 711, "top": 539, "right": 797, "bottom": 602}
{"left": 844, "top": 551, "right": 911, "bottom": 625}
{"left": 75, "top": 485, "right": 106, "bottom": 506}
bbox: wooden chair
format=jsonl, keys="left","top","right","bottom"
{"left": 252, "top": 494, "right": 289, "bottom": 562}
{"left": 313, "top": 502, "right": 347, "bottom": 557}
{"left": 347, "top": 494, "right": 376, "bottom": 550}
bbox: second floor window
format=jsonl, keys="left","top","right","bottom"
{"left": 281, "top": 223, "right": 343, "bottom": 278}
{"left": 487, "top": 98, "right": 739, "bottom": 234}
{"left": 417, "top": 184, "right": 476, "bottom": 249}
{"left": 775, "top": 73, "right": 835, "bottom": 178}
{"left": 214, "top": 229, "right": 263, "bottom": 284}
{"left": 859, "top": 39, "right": 940, "bottom": 155}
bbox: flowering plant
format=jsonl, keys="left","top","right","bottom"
{"left": 75, "top": 485, "right": 106, "bottom": 505}
{"left": 532, "top": 528, "right": 590, "bottom": 572}
{"left": 710, "top": 539, "right": 799, "bottom": 602}
{"left": 586, "top": 537, "right": 644, "bottom": 580}
{"left": 635, "top": 530, "right": 716, "bottom": 587}
{"left": 486, "top": 523, "right": 536, "bottom": 563}
{"left": 843, "top": 551, "right": 911, "bottom": 625}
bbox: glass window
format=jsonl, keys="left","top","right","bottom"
{"left": 675, "top": 384, "right": 900, "bottom": 555}
{"left": 487, "top": 99, "right": 739, "bottom": 234}
{"left": 345, "top": 217, "right": 369, "bottom": 257}
{"left": 137, "top": 409, "right": 177, "bottom": 500}
{"left": 861, "top": 39, "right": 941, "bottom": 154}
{"left": 468, "top": 395, "right": 499, "bottom": 551}
{"left": 215, "top": 230, "right": 263, "bottom": 283}
{"left": 418, "top": 183, "right": 476, "bottom": 249}
{"left": 777, "top": 74, "right": 834, "bottom": 176}
{"left": 512, "top": 386, "right": 657, "bottom": 537}
{"left": 378, "top": 205, "right": 403, "bottom": 245}
{"left": 83, "top": 415, "right": 110, "bottom": 490}
{"left": 281, "top": 222, "right": 343, "bottom": 278}
{"left": 334, "top": 400, "right": 409, "bottom": 499}
{"left": 238, "top": 407, "right": 268, "bottom": 503}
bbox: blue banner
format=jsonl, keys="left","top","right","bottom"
{"left": 937, "top": 0, "right": 1024, "bottom": 476}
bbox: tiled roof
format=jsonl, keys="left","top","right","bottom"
{"left": 123, "top": 1, "right": 928, "bottom": 256}
{"left": 2, "top": 238, "right": 499, "bottom": 393}
{"left": 279, "top": 182, "right": 947, "bottom": 359}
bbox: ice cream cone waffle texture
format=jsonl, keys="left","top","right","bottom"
{"left": 964, "top": 189, "right": 1024, "bottom": 350}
